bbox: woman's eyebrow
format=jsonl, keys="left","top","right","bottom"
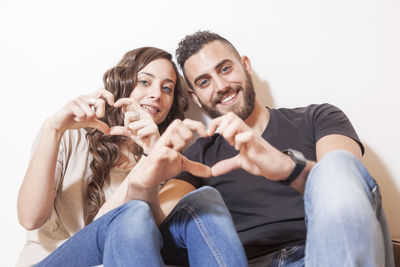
{"left": 138, "top": 72, "right": 155, "bottom": 78}
{"left": 139, "top": 72, "right": 175, "bottom": 84}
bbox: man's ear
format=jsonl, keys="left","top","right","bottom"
{"left": 188, "top": 89, "right": 202, "bottom": 108}
{"left": 241, "top": 55, "right": 253, "bottom": 75}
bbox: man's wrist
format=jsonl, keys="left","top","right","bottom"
{"left": 280, "top": 149, "right": 307, "bottom": 185}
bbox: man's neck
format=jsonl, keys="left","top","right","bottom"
{"left": 244, "top": 99, "right": 270, "bottom": 135}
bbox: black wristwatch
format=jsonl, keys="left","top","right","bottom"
{"left": 280, "top": 149, "right": 307, "bottom": 185}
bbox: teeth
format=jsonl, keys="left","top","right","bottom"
{"left": 220, "top": 92, "right": 236, "bottom": 103}
{"left": 142, "top": 105, "right": 156, "bottom": 112}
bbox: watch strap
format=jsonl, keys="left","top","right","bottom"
{"left": 281, "top": 149, "right": 306, "bottom": 185}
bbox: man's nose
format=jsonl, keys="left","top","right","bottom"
{"left": 214, "top": 76, "right": 230, "bottom": 93}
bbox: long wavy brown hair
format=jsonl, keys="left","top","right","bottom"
{"left": 83, "top": 47, "right": 188, "bottom": 225}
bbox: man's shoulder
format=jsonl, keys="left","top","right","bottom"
{"left": 269, "top": 103, "right": 340, "bottom": 121}
{"left": 272, "top": 103, "right": 336, "bottom": 114}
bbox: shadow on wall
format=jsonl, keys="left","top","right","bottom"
{"left": 362, "top": 145, "right": 400, "bottom": 239}
{"left": 253, "top": 72, "right": 275, "bottom": 109}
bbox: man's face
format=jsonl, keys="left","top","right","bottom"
{"left": 183, "top": 41, "right": 255, "bottom": 119}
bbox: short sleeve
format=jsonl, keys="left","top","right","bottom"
{"left": 308, "top": 103, "right": 365, "bottom": 155}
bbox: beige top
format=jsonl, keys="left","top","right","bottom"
{"left": 16, "top": 128, "right": 129, "bottom": 267}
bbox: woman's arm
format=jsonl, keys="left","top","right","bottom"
{"left": 17, "top": 121, "right": 64, "bottom": 230}
{"left": 17, "top": 90, "right": 114, "bottom": 230}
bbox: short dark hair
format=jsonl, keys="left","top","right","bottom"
{"left": 176, "top": 31, "right": 241, "bottom": 73}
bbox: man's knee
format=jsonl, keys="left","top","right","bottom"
{"left": 307, "top": 150, "right": 366, "bottom": 188}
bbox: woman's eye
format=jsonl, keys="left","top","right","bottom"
{"left": 139, "top": 80, "right": 150, "bottom": 86}
{"left": 162, "top": 86, "right": 172, "bottom": 93}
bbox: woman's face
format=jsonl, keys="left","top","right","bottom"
{"left": 130, "top": 58, "right": 176, "bottom": 124}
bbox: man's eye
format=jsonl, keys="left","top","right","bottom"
{"left": 199, "top": 79, "right": 209, "bottom": 87}
{"left": 221, "top": 66, "right": 231, "bottom": 73}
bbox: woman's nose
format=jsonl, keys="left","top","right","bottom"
{"left": 147, "top": 84, "right": 161, "bottom": 99}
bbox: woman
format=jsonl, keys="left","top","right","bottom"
{"left": 17, "top": 47, "right": 247, "bottom": 266}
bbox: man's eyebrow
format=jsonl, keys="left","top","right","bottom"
{"left": 194, "top": 74, "right": 209, "bottom": 86}
{"left": 193, "top": 59, "right": 232, "bottom": 86}
{"left": 215, "top": 59, "right": 232, "bottom": 71}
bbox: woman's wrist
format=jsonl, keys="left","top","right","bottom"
{"left": 43, "top": 118, "right": 66, "bottom": 140}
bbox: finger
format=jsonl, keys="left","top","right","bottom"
{"left": 65, "top": 101, "right": 86, "bottom": 122}
{"left": 167, "top": 132, "right": 186, "bottom": 151}
{"left": 92, "top": 89, "right": 115, "bottom": 106}
{"left": 177, "top": 124, "right": 193, "bottom": 142}
{"left": 234, "top": 131, "right": 253, "bottom": 151}
{"left": 211, "top": 155, "right": 240, "bottom": 176}
{"left": 86, "top": 119, "right": 111, "bottom": 135}
{"left": 181, "top": 156, "right": 211, "bottom": 178}
{"left": 128, "top": 119, "right": 153, "bottom": 131}
{"left": 137, "top": 126, "right": 159, "bottom": 138}
{"left": 182, "top": 119, "right": 207, "bottom": 137}
{"left": 76, "top": 96, "right": 96, "bottom": 118}
{"left": 208, "top": 116, "right": 225, "bottom": 136}
{"left": 114, "top": 97, "right": 141, "bottom": 111}
{"left": 124, "top": 111, "right": 141, "bottom": 126}
{"left": 95, "top": 98, "right": 106, "bottom": 118}
{"left": 219, "top": 119, "right": 244, "bottom": 147}
{"left": 70, "top": 100, "right": 91, "bottom": 122}
{"left": 109, "top": 126, "right": 131, "bottom": 137}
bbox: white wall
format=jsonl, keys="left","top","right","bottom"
{"left": 1, "top": 0, "right": 399, "bottom": 265}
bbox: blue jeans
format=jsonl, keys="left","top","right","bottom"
{"left": 35, "top": 186, "right": 247, "bottom": 267}
{"left": 249, "top": 151, "right": 394, "bottom": 267}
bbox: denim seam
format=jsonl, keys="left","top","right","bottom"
{"left": 278, "top": 246, "right": 298, "bottom": 267}
{"left": 181, "top": 203, "right": 226, "bottom": 267}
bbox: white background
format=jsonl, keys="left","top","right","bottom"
{"left": 1, "top": 0, "right": 399, "bottom": 265}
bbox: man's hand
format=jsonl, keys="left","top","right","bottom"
{"left": 208, "top": 112, "right": 294, "bottom": 181}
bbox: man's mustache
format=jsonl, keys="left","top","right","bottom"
{"left": 211, "top": 86, "right": 241, "bottom": 106}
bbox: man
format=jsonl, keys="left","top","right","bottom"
{"left": 172, "top": 31, "right": 394, "bottom": 266}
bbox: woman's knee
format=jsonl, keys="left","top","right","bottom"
{"left": 110, "top": 200, "right": 155, "bottom": 232}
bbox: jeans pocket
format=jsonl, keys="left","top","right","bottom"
{"left": 280, "top": 245, "right": 305, "bottom": 267}
{"left": 281, "top": 246, "right": 299, "bottom": 256}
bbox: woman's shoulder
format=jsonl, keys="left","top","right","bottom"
{"left": 61, "top": 128, "right": 90, "bottom": 148}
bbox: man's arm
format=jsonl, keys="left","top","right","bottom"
{"left": 290, "top": 134, "right": 362, "bottom": 193}
{"left": 208, "top": 112, "right": 364, "bottom": 195}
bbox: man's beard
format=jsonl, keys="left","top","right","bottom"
{"left": 199, "top": 71, "right": 255, "bottom": 120}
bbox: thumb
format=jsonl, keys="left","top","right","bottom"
{"left": 87, "top": 119, "right": 110, "bottom": 135}
{"left": 181, "top": 156, "right": 211, "bottom": 178}
{"left": 109, "top": 126, "right": 131, "bottom": 137}
{"left": 211, "top": 155, "right": 240, "bottom": 176}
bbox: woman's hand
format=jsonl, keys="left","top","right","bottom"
{"left": 127, "top": 119, "right": 211, "bottom": 191}
{"left": 46, "top": 89, "right": 114, "bottom": 134}
{"left": 110, "top": 97, "right": 160, "bottom": 154}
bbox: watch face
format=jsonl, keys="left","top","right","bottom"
{"left": 292, "top": 150, "right": 305, "bottom": 161}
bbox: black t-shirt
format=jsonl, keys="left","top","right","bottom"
{"left": 176, "top": 103, "right": 364, "bottom": 259}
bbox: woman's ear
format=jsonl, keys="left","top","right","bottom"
{"left": 188, "top": 89, "right": 202, "bottom": 108}
{"left": 241, "top": 56, "right": 253, "bottom": 75}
